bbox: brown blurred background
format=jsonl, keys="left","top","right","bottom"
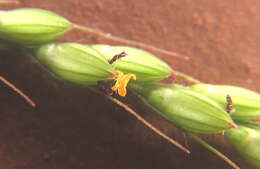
{"left": 0, "top": 0, "right": 259, "bottom": 169}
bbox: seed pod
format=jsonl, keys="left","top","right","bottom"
{"left": 190, "top": 83, "right": 260, "bottom": 112}
{"left": 35, "top": 43, "right": 114, "bottom": 86}
{"left": 226, "top": 112, "right": 260, "bottom": 131}
{"left": 189, "top": 83, "right": 260, "bottom": 128}
{"left": 224, "top": 126, "right": 260, "bottom": 169}
{"left": 0, "top": 8, "right": 71, "bottom": 46}
{"left": 131, "top": 83, "right": 236, "bottom": 134}
{"left": 90, "top": 44, "right": 173, "bottom": 83}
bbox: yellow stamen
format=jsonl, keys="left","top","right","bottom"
{"left": 112, "top": 70, "right": 136, "bottom": 97}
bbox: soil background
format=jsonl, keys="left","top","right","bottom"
{"left": 0, "top": 0, "right": 259, "bottom": 169}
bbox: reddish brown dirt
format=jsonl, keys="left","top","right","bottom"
{"left": 0, "top": 0, "right": 259, "bottom": 169}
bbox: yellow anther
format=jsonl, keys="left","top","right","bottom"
{"left": 112, "top": 70, "right": 136, "bottom": 97}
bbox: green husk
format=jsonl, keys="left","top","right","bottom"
{"left": 224, "top": 126, "right": 260, "bottom": 169}
{"left": 35, "top": 42, "right": 114, "bottom": 86}
{"left": 0, "top": 8, "right": 71, "bottom": 46}
{"left": 189, "top": 83, "right": 260, "bottom": 128}
{"left": 131, "top": 83, "right": 236, "bottom": 134}
{"left": 190, "top": 83, "right": 260, "bottom": 112}
{"left": 91, "top": 44, "right": 173, "bottom": 83}
{"left": 234, "top": 120, "right": 260, "bottom": 130}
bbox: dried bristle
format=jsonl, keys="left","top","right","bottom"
{"left": 0, "top": 0, "right": 19, "bottom": 4}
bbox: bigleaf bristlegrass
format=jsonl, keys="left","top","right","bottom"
{"left": 2, "top": 6, "right": 260, "bottom": 169}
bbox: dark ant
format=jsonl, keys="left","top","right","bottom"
{"left": 108, "top": 52, "right": 127, "bottom": 64}
{"left": 226, "top": 94, "right": 233, "bottom": 113}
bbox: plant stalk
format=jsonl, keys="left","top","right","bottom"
{"left": 73, "top": 23, "right": 203, "bottom": 85}
{"left": 188, "top": 133, "right": 241, "bottom": 169}
{"left": 173, "top": 71, "right": 201, "bottom": 84}
{"left": 89, "top": 87, "right": 190, "bottom": 154}
{"left": 72, "top": 23, "right": 190, "bottom": 60}
{"left": 0, "top": 76, "right": 36, "bottom": 107}
{"left": 0, "top": 0, "right": 19, "bottom": 4}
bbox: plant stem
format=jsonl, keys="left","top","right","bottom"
{"left": 89, "top": 87, "right": 190, "bottom": 154}
{"left": 0, "top": 0, "right": 19, "bottom": 4}
{"left": 72, "top": 23, "right": 190, "bottom": 60}
{"left": 73, "top": 23, "right": 203, "bottom": 85}
{"left": 188, "top": 133, "right": 241, "bottom": 169}
{"left": 0, "top": 76, "right": 36, "bottom": 107}
{"left": 173, "top": 71, "right": 201, "bottom": 84}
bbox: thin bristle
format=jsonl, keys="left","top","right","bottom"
{"left": 0, "top": 76, "right": 36, "bottom": 107}
{"left": 0, "top": 0, "right": 19, "bottom": 4}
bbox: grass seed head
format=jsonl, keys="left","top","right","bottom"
{"left": 190, "top": 83, "right": 260, "bottom": 129}
{"left": 35, "top": 42, "right": 115, "bottom": 86}
{"left": 224, "top": 126, "right": 260, "bottom": 169}
{"left": 90, "top": 44, "right": 173, "bottom": 83}
{"left": 190, "top": 83, "right": 260, "bottom": 112}
{"left": 0, "top": 8, "right": 71, "bottom": 46}
{"left": 131, "top": 83, "right": 236, "bottom": 134}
